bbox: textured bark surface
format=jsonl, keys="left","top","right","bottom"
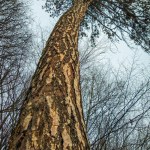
{"left": 9, "top": 1, "right": 92, "bottom": 150}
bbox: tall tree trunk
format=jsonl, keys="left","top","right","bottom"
{"left": 9, "top": 1, "right": 92, "bottom": 149}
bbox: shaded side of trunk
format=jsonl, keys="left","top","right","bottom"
{"left": 9, "top": 1, "right": 92, "bottom": 150}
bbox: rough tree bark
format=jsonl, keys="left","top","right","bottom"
{"left": 9, "top": 0, "right": 93, "bottom": 149}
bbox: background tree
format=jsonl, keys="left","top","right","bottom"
{"left": 81, "top": 61, "right": 150, "bottom": 150}
{"left": 0, "top": 0, "right": 32, "bottom": 149}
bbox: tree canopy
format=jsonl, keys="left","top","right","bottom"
{"left": 44, "top": 0, "right": 150, "bottom": 52}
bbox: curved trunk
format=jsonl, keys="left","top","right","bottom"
{"left": 9, "top": 1, "right": 92, "bottom": 150}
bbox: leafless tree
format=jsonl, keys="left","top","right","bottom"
{"left": 0, "top": 0, "right": 32, "bottom": 149}
{"left": 81, "top": 60, "right": 150, "bottom": 150}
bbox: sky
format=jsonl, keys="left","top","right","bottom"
{"left": 31, "top": 0, "right": 150, "bottom": 72}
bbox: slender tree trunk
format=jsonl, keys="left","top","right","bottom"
{"left": 9, "top": 1, "right": 92, "bottom": 149}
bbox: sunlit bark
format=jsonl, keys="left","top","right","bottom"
{"left": 9, "top": 1, "right": 93, "bottom": 149}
